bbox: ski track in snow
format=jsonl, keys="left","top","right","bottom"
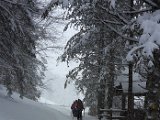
{"left": 0, "top": 87, "right": 97, "bottom": 120}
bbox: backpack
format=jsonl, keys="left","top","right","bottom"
{"left": 71, "top": 100, "right": 78, "bottom": 109}
{"left": 77, "top": 99, "right": 84, "bottom": 110}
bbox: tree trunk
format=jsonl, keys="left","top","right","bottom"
{"left": 96, "top": 0, "right": 106, "bottom": 118}
{"left": 128, "top": 63, "right": 134, "bottom": 120}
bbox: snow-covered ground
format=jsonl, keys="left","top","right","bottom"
{"left": 0, "top": 86, "right": 96, "bottom": 120}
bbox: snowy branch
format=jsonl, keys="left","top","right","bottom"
{"left": 94, "top": 18, "right": 124, "bottom": 25}
{"left": 0, "top": 3, "right": 13, "bottom": 17}
{"left": 119, "top": 7, "right": 153, "bottom": 14}
{"left": 99, "top": 19, "right": 138, "bottom": 42}
{"left": 1, "top": 0, "right": 25, "bottom": 5}
{"left": 126, "top": 45, "right": 144, "bottom": 62}
{"left": 98, "top": 4, "right": 129, "bottom": 24}
{"left": 142, "top": 0, "right": 159, "bottom": 8}
{"left": 36, "top": 46, "right": 62, "bottom": 53}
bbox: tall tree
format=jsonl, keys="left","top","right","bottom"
{"left": 0, "top": 0, "right": 45, "bottom": 100}
{"left": 59, "top": 0, "right": 127, "bottom": 115}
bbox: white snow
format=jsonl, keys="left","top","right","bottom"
{"left": 127, "top": 10, "right": 160, "bottom": 62}
{"left": 0, "top": 85, "right": 96, "bottom": 120}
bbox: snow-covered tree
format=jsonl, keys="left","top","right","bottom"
{"left": 56, "top": 0, "right": 127, "bottom": 115}
{"left": 43, "top": 0, "right": 160, "bottom": 119}
{"left": 0, "top": 0, "right": 45, "bottom": 100}
{"left": 42, "top": 0, "right": 132, "bottom": 114}
{"left": 127, "top": 9, "right": 160, "bottom": 120}
{"left": 119, "top": 0, "right": 160, "bottom": 119}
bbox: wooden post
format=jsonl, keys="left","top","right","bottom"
{"left": 110, "top": 110, "right": 112, "bottom": 120}
{"left": 128, "top": 63, "right": 134, "bottom": 120}
{"left": 122, "top": 94, "right": 126, "bottom": 110}
{"left": 128, "top": 0, "right": 134, "bottom": 119}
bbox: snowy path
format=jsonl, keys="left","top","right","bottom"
{"left": 0, "top": 98, "right": 70, "bottom": 120}
{"left": 0, "top": 87, "right": 97, "bottom": 120}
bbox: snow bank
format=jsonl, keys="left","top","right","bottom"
{"left": 0, "top": 85, "right": 96, "bottom": 120}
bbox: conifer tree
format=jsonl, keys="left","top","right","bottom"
{"left": 0, "top": 0, "right": 45, "bottom": 100}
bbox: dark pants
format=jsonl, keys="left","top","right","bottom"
{"left": 77, "top": 110, "right": 82, "bottom": 120}
{"left": 72, "top": 109, "right": 78, "bottom": 117}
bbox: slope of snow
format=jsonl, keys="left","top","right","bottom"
{"left": 0, "top": 86, "right": 96, "bottom": 120}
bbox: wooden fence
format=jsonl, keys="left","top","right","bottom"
{"left": 98, "top": 108, "right": 127, "bottom": 120}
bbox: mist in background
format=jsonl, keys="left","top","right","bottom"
{"left": 39, "top": 13, "right": 83, "bottom": 106}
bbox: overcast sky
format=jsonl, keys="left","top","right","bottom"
{"left": 39, "top": 9, "right": 83, "bottom": 106}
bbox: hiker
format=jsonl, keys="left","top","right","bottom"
{"left": 71, "top": 100, "right": 78, "bottom": 117}
{"left": 71, "top": 99, "right": 84, "bottom": 120}
{"left": 76, "top": 99, "right": 84, "bottom": 120}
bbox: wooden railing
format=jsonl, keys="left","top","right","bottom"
{"left": 98, "top": 108, "right": 127, "bottom": 120}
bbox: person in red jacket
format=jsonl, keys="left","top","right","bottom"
{"left": 71, "top": 99, "right": 84, "bottom": 120}
{"left": 71, "top": 100, "right": 78, "bottom": 117}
